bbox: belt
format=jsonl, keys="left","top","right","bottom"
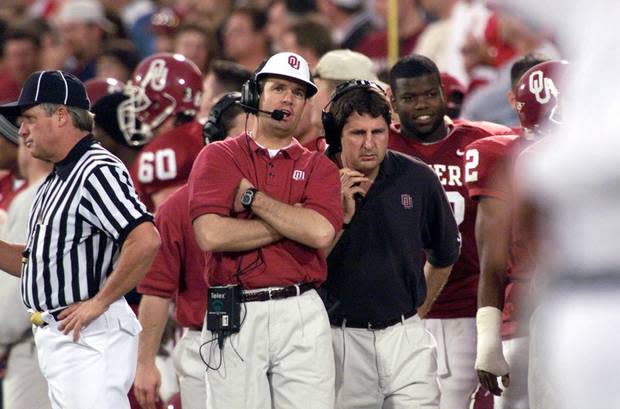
{"left": 330, "top": 310, "right": 417, "bottom": 330}
{"left": 30, "top": 309, "right": 65, "bottom": 328}
{"left": 241, "top": 283, "right": 314, "bottom": 303}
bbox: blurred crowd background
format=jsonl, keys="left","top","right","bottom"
{"left": 0, "top": 0, "right": 560, "bottom": 128}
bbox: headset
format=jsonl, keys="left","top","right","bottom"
{"left": 322, "top": 79, "right": 388, "bottom": 153}
{"left": 202, "top": 92, "right": 242, "bottom": 145}
{"left": 239, "top": 59, "right": 268, "bottom": 114}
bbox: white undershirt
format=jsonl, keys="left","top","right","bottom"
{"left": 252, "top": 138, "right": 293, "bottom": 159}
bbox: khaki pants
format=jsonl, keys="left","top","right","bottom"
{"left": 332, "top": 314, "right": 439, "bottom": 409}
{"left": 173, "top": 329, "right": 207, "bottom": 409}
{"left": 201, "top": 289, "right": 335, "bottom": 409}
{"left": 424, "top": 318, "right": 478, "bottom": 409}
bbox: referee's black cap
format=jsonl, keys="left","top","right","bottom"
{"left": 0, "top": 70, "right": 91, "bottom": 118}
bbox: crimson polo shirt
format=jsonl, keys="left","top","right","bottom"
{"left": 188, "top": 133, "right": 343, "bottom": 289}
{"left": 138, "top": 185, "right": 207, "bottom": 328}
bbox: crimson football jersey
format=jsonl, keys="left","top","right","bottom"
{"left": 465, "top": 133, "right": 536, "bottom": 338}
{"left": 130, "top": 121, "right": 203, "bottom": 211}
{"left": 138, "top": 184, "right": 207, "bottom": 328}
{"left": 389, "top": 118, "right": 513, "bottom": 319}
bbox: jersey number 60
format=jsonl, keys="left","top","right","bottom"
{"left": 138, "top": 149, "right": 178, "bottom": 183}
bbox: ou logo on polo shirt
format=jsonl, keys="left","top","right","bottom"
{"left": 401, "top": 194, "right": 413, "bottom": 209}
{"left": 292, "top": 170, "right": 305, "bottom": 181}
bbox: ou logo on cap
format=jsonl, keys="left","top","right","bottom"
{"left": 288, "top": 55, "right": 300, "bottom": 70}
{"left": 529, "top": 70, "right": 559, "bottom": 104}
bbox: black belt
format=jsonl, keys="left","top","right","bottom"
{"left": 330, "top": 310, "right": 417, "bottom": 330}
{"left": 241, "top": 283, "right": 315, "bottom": 303}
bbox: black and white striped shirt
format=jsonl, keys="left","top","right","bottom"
{"left": 21, "top": 136, "right": 152, "bottom": 311}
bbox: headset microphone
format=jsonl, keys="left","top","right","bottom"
{"left": 236, "top": 102, "right": 285, "bottom": 121}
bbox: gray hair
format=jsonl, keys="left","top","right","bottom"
{"left": 39, "top": 103, "right": 94, "bottom": 132}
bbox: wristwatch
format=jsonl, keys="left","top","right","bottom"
{"left": 241, "top": 188, "right": 258, "bottom": 211}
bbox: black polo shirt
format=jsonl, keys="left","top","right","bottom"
{"left": 322, "top": 151, "right": 460, "bottom": 323}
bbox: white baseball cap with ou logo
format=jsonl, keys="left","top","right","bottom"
{"left": 255, "top": 52, "right": 318, "bottom": 98}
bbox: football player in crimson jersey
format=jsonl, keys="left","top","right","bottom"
{"left": 465, "top": 60, "right": 568, "bottom": 409}
{"left": 389, "top": 54, "right": 513, "bottom": 409}
{"left": 121, "top": 53, "right": 204, "bottom": 211}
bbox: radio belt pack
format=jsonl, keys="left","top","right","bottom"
{"left": 207, "top": 285, "right": 241, "bottom": 334}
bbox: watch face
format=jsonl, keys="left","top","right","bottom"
{"left": 241, "top": 189, "right": 255, "bottom": 207}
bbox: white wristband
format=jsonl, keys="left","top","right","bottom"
{"left": 475, "top": 306, "right": 509, "bottom": 376}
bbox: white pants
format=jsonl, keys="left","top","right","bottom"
{"left": 201, "top": 289, "right": 335, "bottom": 409}
{"left": 34, "top": 298, "right": 141, "bottom": 409}
{"left": 424, "top": 318, "right": 478, "bottom": 409}
{"left": 3, "top": 335, "right": 51, "bottom": 409}
{"left": 494, "top": 336, "right": 529, "bottom": 409}
{"left": 529, "top": 286, "right": 620, "bottom": 409}
{"left": 528, "top": 306, "right": 556, "bottom": 409}
{"left": 173, "top": 329, "right": 207, "bottom": 409}
{"left": 332, "top": 314, "right": 439, "bottom": 409}
{"left": 156, "top": 348, "right": 179, "bottom": 403}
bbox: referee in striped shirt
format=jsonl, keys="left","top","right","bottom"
{"left": 0, "top": 70, "right": 160, "bottom": 409}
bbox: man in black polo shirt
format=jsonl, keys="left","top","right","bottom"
{"left": 321, "top": 81, "right": 460, "bottom": 408}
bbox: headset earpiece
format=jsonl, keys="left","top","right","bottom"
{"left": 322, "top": 110, "right": 340, "bottom": 151}
{"left": 240, "top": 78, "right": 259, "bottom": 113}
{"left": 203, "top": 92, "right": 242, "bottom": 145}
{"left": 240, "top": 58, "right": 270, "bottom": 114}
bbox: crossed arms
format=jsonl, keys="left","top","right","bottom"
{"left": 193, "top": 178, "right": 336, "bottom": 252}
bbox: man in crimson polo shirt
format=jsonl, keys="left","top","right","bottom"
{"left": 133, "top": 184, "right": 208, "bottom": 409}
{"left": 188, "top": 52, "right": 343, "bottom": 409}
